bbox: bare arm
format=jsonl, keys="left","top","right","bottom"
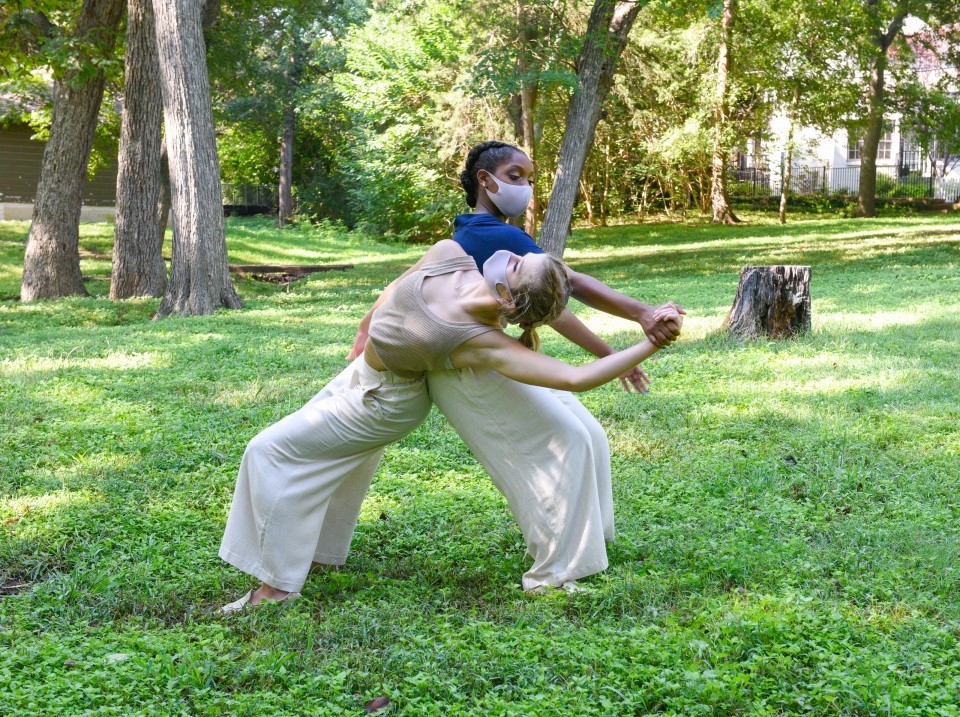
{"left": 450, "top": 304, "right": 682, "bottom": 392}
{"left": 567, "top": 269, "right": 685, "bottom": 347}
{"left": 548, "top": 309, "right": 650, "bottom": 392}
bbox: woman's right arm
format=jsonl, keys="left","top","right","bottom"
{"left": 451, "top": 328, "right": 669, "bottom": 393}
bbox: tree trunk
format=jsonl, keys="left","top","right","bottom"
{"left": 724, "top": 265, "right": 811, "bottom": 339}
{"left": 157, "top": 138, "right": 172, "bottom": 246}
{"left": 112, "top": 0, "right": 167, "bottom": 299}
{"left": 857, "top": 8, "right": 908, "bottom": 218}
{"left": 579, "top": 178, "right": 594, "bottom": 224}
{"left": 20, "top": 0, "right": 126, "bottom": 301}
{"left": 520, "top": 81, "right": 538, "bottom": 236}
{"left": 778, "top": 87, "right": 799, "bottom": 225}
{"left": 538, "top": 0, "right": 642, "bottom": 256}
{"left": 856, "top": 63, "right": 886, "bottom": 217}
{"left": 518, "top": 0, "right": 540, "bottom": 237}
{"left": 153, "top": 0, "right": 242, "bottom": 318}
{"left": 710, "top": 0, "right": 740, "bottom": 225}
{"left": 278, "top": 104, "right": 295, "bottom": 226}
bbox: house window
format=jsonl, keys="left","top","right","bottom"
{"left": 848, "top": 139, "right": 862, "bottom": 161}
{"left": 848, "top": 132, "right": 893, "bottom": 162}
{"left": 878, "top": 132, "right": 893, "bottom": 161}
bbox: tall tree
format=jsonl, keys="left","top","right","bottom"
{"left": 709, "top": 0, "right": 739, "bottom": 224}
{"left": 209, "top": 0, "right": 364, "bottom": 227}
{"left": 111, "top": 0, "right": 167, "bottom": 298}
{"left": 17, "top": 0, "right": 125, "bottom": 301}
{"left": 538, "top": 0, "right": 644, "bottom": 256}
{"left": 747, "top": 0, "right": 859, "bottom": 223}
{"left": 153, "top": 0, "right": 242, "bottom": 317}
{"left": 855, "top": 1, "right": 960, "bottom": 215}
{"left": 854, "top": 1, "right": 910, "bottom": 217}
{"left": 470, "top": 0, "right": 578, "bottom": 236}
{"left": 517, "top": 0, "right": 543, "bottom": 236}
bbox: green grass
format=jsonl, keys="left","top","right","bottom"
{"left": 1, "top": 214, "right": 959, "bottom": 715}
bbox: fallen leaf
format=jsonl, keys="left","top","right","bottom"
{"left": 364, "top": 696, "right": 391, "bottom": 713}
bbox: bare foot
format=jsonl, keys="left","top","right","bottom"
{"left": 249, "top": 584, "right": 292, "bottom": 605}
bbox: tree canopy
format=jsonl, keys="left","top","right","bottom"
{"left": 4, "top": 0, "right": 960, "bottom": 253}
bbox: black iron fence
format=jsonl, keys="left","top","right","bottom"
{"left": 732, "top": 166, "right": 960, "bottom": 203}
{"left": 222, "top": 183, "right": 278, "bottom": 215}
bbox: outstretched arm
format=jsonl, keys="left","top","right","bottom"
{"left": 567, "top": 269, "right": 685, "bottom": 347}
{"left": 451, "top": 307, "right": 682, "bottom": 392}
{"left": 548, "top": 309, "right": 650, "bottom": 393}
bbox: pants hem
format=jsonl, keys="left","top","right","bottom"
{"left": 219, "top": 546, "right": 307, "bottom": 594}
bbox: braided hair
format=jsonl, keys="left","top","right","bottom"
{"left": 500, "top": 254, "right": 571, "bottom": 352}
{"left": 459, "top": 141, "right": 526, "bottom": 208}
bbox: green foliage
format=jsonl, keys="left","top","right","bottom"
{"left": 216, "top": 126, "right": 276, "bottom": 185}
{"left": 3, "top": 215, "right": 960, "bottom": 714}
{"left": 208, "top": 0, "right": 367, "bottom": 221}
{"left": 895, "top": 67, "right": 960, "bottom": 179}
{"left": 334, "top": 1, "right": 472, "bottom": 240}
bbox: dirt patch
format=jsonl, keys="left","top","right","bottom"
{"left": 249, "top": 272, "right": 308, "bottom": 284}
{"left": 0, "top": 580, "right": 29, "bottom": 596}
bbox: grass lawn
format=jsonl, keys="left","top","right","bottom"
{"left": 1, "top": 214, "right": 959, "bottom": 715}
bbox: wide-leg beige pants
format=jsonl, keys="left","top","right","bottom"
{"left": 219, "top": 357, "right": 431, "bottom": 593}
{"left": 426, "top": 367, "right": 613, "bottom": 590}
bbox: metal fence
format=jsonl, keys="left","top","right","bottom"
{"left": 221, "top": 183, "right": 278, "bottom": 215}
{"left": 732, "top": 166, "right": 960, "bottom": 203}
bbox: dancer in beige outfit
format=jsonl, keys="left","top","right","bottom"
{"left": 348, "top": 141, "right": 685, "bottom": 592}
{"left": 220, "top": 239, "right": 681, "bottom": 610}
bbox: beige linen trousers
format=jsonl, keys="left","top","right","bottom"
{"left": 219, "top": 357, "right": 430, "bottom": 593}
{"left": 426, "top": 366, "right": 613, "bottom": 590}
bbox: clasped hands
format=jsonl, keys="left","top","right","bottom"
{"left": 617, "top": 302, "right": 686, "bottom": 394}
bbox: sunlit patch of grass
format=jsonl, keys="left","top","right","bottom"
{"left": 1, "top": 350, "right": 169, "bottom": 376}
{"left": 0, "top": 490, "right": 102, "bottom": 542}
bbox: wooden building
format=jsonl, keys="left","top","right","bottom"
{"left": 0, "top": 120, "right": 118, "bottom": 220}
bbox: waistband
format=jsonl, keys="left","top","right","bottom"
{"left": 357, "top": 357, "right": 424, "bottom": 386}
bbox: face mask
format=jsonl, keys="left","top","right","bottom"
{"left": 484, "top": 174, "right": 533, "bottom": 218}
{"left": 482, "top": 250, "right": 516, "bottom": 306}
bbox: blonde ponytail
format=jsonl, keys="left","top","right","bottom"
{"left": 519, "top": 325, "right": 541, "bottom": 351}
{"left": 500, "top": 254, "right": 570, "bottom": 349}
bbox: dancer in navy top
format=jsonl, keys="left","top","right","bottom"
{"left": 348, "top": 140, "right": 685, "bottom": 592}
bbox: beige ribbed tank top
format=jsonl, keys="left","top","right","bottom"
{"left": 368, "top": 255, "right": 500, "bottom": 378}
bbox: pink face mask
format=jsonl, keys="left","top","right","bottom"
{"left": 485, "top": 175, "right": 533, "bottom": 218}
{"left": 482, "top": 250, "right": 515, "bottom": 306}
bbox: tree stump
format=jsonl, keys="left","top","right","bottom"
{"left": 724, "top": 265, "right": 811, "bottom": 338}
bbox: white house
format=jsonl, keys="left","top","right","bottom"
{"left": 735, "top": 17, "right": 960, "bottom": 203}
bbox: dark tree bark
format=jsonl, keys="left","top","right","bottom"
{"left": 538, "top": 0, "right": 642, "bottom": 257}
{"left": 153, "top": 0, "right": 242, "bottom": 318}
{"left": 157, "top": 138, "right": 172, "bottom": 245}
{"left": 857, "top": 5, "right": 908, "bottom": 218}
{"left": 20, "top": 0, "right": 126, "bottom": 301}
{"left": 724, "top": 265, "right": 811, "bottom": 339}
{"left": 520, "top": 76, "right": 539, "bottom": 236}
{"left": 710, "top": 0, "right": 740, "bottom": 225}
{"left": 518, "top": 0, "right": 540, "bottom": 237}
{"left": 278, "top": 105, "right": 295, "bottom": 226}
{"left": 111, "top": 0, "right": 167, "bottom": 299}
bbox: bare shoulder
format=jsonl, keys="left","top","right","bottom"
{"left": 426, "top": 239, "right": 467, "bottom": 261}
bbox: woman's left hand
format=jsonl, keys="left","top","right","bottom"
{"left": 619, "top": 366, "right": 650, "bottom": 393}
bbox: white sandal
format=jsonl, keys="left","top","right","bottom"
{"left": 220, "top": 590, "right": 301, "bottom": 614}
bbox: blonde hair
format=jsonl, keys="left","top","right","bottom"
{"left": 499, "top": 253, "right": 571, "bottom": 351}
